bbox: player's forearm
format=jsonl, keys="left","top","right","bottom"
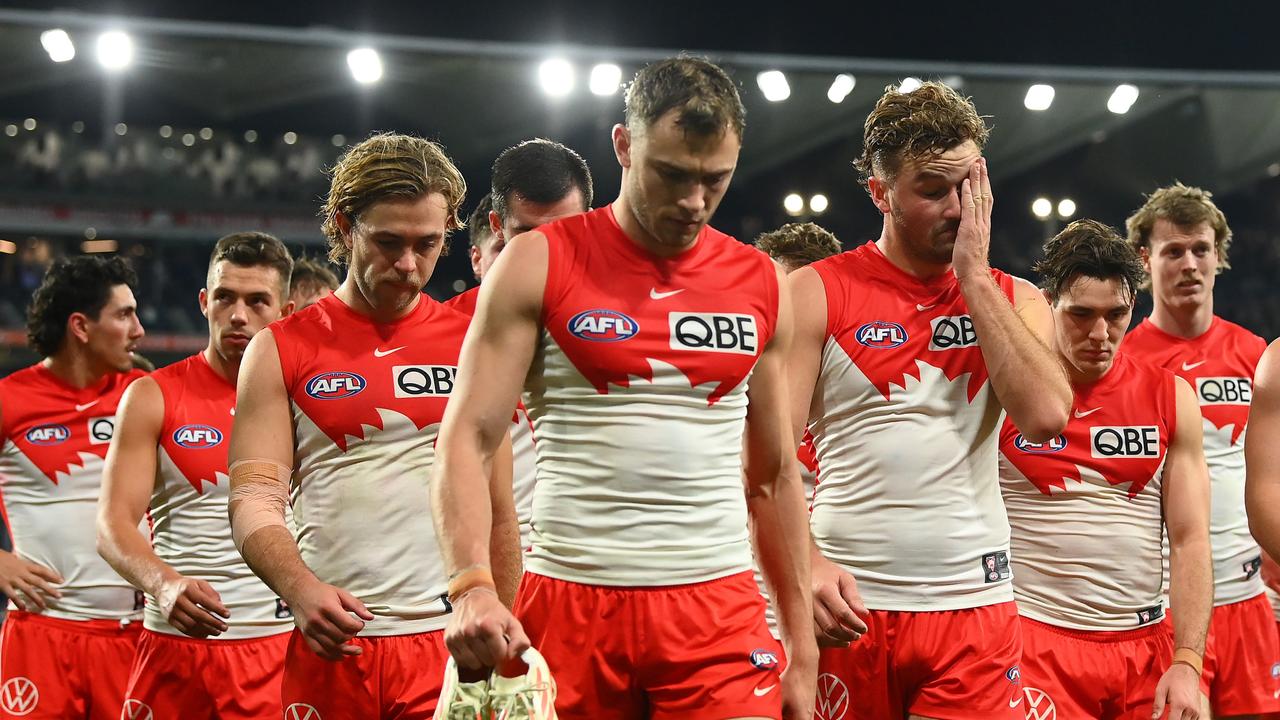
{"left": 237, "top": 525, "right": 316, "bottom": 602}
{"left": 1246, "top": 472, "right": 1280, "bottom": 561}
{"left": 432, "top": 432, "right": 498, "bottom": 576}
{"left": 489, "top": 508, "right": 522, "bottom": 607}
{"left": 959, "top": 274, "right": 1070, "bottom": 441}
{"left": 748, "top": 467, "right": 817, "bottom": 666}
{"left": 1168, "top": 535, "right": 1212, "bottom": 655}
{"left": 97, "top": 516, "right": 178, "bottom": 597}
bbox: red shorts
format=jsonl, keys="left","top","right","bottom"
{"left": 0, "top": 611, "right": 140, "bottom": 719}
{"left": 1019, "top": 616, "right": 1172, "bottom": 720}
{"left": 122, "top": 628, "right": 289, "bottom": 719}
{"left": 280, "top": 627, "right": 449, "bottom": 720}
{"left": 1200, "top": 594, "right": 1280, "bottom": 715}
{"left": 514, "top": 570, "right": 784, "bottom": 720}
{"left": 816, "top": 601, "right": 1022, "bottom": 720}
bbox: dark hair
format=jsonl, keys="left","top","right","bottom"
{"left": 754, "top": 222, "right": 842, "bottom": 269}
{"left": 625, "top": 56, "right": 746, "bottom": 138}
{"left": 289, "top": 255, "right": 339, "bottom": 295}
{"left": 1034, "top": 219, "right": 1146, "bottom": 303}
{"left": 490, "top": 139, "right": 593, "bottom": 221}
{"left": 855, "top": 81, "right": 990, "bottom": 190}
{"left": 208, "top": 232, "right": 294, "bottom": 297}
{"left": 27, "top": 255, "right": 138, "bottom": 357}
{"left": 467, "top": 193, "right": 496, "bottom": 249}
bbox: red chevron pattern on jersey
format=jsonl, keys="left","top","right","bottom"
{"left": 539, "top": 205, "right": 778, "bottom": 405}
{"left": 152, "top": 353, "right": 234, "bottom": 494}
{"left": 0, "top": 364, "right": 145, "bottom": 484}
{"left": 999, "top": 353, "right": 1176, "bottom": 499}
{"left": 815, "top": 241, "right": 1015, "bottom": 403}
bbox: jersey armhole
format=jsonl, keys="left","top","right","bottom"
{"left": 812, "top": 262, "right": 842, "bottom": 340}
{"left": 538, "top": 230, "right": 569, "bottom": 329}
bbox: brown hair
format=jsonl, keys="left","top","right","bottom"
{"left": 854, "top": 81, "right": 990, "bottom": 190}
{"left": 289, "top": 255, "right": 339, "bottom": 296}
{"left": 1125, "top": 182, "right": 1231, "bottom": 272}
{"left": 208, "top": 231, "right": 293, "bottom": 298}
{"left": 625, "top": 56, "right": 746, "bottom": 139}
{"left": 754, "top": 222, "right": 842, "bottom": 269}
{"left": 1034, "top": 219, "right": 1145, "bottom": 303}
{"left": 320, "top": 132, "right": 467, "bottom": 263}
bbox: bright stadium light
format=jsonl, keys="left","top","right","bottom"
{"left": 810, "top": 194, "right": 829, "bottom": 214}
{"left": 1024, "top": 84, "right": 1055, "bottom": 111}
{"left": 1057, "top": 198, "right": 1077, "bottom": 218}
{"left": 96, "top": 31, "right": 133, "bottom": 71}
{"left": 347, "top": 48, "right": 383, "bottom": 84}
{"left": 1031, "top": 197, "right": 1053, "bottom": 219}
{"left": 898, "top": 77, "right": 922, "bottom": 93}
{"left": 1107, "top": 84, "right": 1139, "bottom": 114}
{"left": 539, "top": 59, "right": 575, "bottom": 97}
{"left": 784, "top": 193, "right": 805, "bottom": 216}
{"left": 589, "top": 63, "right": 622, "bottom": 96}
{"left": 41, "top": 29, "right": 75, "bottom": 63}
{"left": 757, "top": 71, "right": 790, "bottom": 102}
{"left": 827, "top": 74, "right": 856, "bottom": 103}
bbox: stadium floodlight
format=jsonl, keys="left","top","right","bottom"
{"left": 757, "top": 71, "right": 790, "bottom": 102}
{"left": 1057, "top": 198, "right": 1077, "bottom": 219}
{"left": 784, "top": 193, "right": 805, "bottom": 216}
{"left": 347, "top": 48, "right": 383, "bottom": 85}
{"left": 283, "top": 131, "right": 298, "bottom": 145}
{"left": 539, "top": 59, "right": 575, "bottom": 97}
{"left": 810, "top": 194, "right": 829, "bottom": 214}
{"left": 1107, "top": 84, "right": 1139, "bottom": 114}
{"left": 96, "top": 30, "right": 133, "bottom": 71}
{"left": 827, "top": 74, "right": 856, "bottom": 104}
{"left": 1024, "top": 84, "right": 1055, "bottom": 111}
{"left": 898, "top": 77, "right": 922, "bottom": 93}
{"left": 1031, "top": 197, "right": 1053, "bottom": 219}
{"left": 41, "top": 29, "right": 75, "bottom": 63}
{"left": 589, "top": 63, "right": 622, "bottom": 96}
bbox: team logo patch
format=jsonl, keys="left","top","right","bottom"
{"left": 305, "top": 371, "right": 366, "bottom": 400}
{"left": 1135, "top": 604, "right": 1164, "bottom": 625}
{"left": 855, "top": 321, "right": 907, "bottom": 349}
{"left": 1023, "top": 687, "right": 1056, "bottom": 720}
{"left": 1090, "top": 425, "right": 1159, "bottom": 458}
{"left": 568, "top": 309, "right": 638, "bottom": 342}
{"left": 1196, "top": 377, "right": 1251, "bottom": 406}
{"left": 1013, "top": 433, "right": 1067, "bottom": 454}
{"left": 24, "top": 424, "right": 69, "bottom": 445}
{"left": 815, "top": 673, "right": 850, "bottom": 720}
{"left": 669, "top": 312, "right": 758, "bottom": 355}
{"left": 749, "top": 648, "right": 779, "bottom": 671}
{"left": 981, "top": 550, "right": 1012, "bottom": 583}
{"left": 172, "top": 424, "right": 224, "bottom": 449}
{"left": 393, "top": 365, "right": 457, "bottom": 398}
{"left": 121, "top": 699, "right": 154, "bottom": 720}
{"left": 275, "top": 597, "right": 293, "bottom": 619}
{"left": 928, "top": 314, "right": 979, "bottom": 350}
{"left": 0, "top": 677, "right": 38, "bottom": 716}
{"left": 1243, "top": 555, "right": 1262, "bottom": 580}
{"left": 285, "top": 704, "right": 322, "bottom": 720}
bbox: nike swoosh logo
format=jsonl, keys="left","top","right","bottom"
{"left": 1181, "top": 360, "right": 1206, "bottom": 371}
{"left": 373, "top": 346, "right": 405, "bottom": 358}
{"left": 1074, "top": 407, "right": 1101, "bottom": 418}
{"left": 753, "top": 684, "right": 776, "bottom": 697}
{"left": 1010, "top": 696, "right": 1023, "bottom": 708}
{"left": 75, "top": 400, "right": 99, "bottom": 412}
{"left": 650, "top": 288, "right": 684, "bottom": 300}
{"left": 916, "top": 303, "right": 937, "bottom": 311}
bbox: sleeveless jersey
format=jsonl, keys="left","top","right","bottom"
{"left": 999, "top": 354, "right": 1176, "bottom": 630}
{"left": 1125, "top": 317, "right": 1266, "bottom": 606}
{"left": 808, "top": 241, "right": 1015, "bottom": 611}
{"left": 272, "top": 293, "right": 470, "bottom": 635}
{"left": 148, "top": 353, "right": 291, "bottom": 638}
{"left": 0, "top": 364, "right": 146, "bottom": 620}
{"left": 525, "top": 205, "right": 778, "bottom": 586}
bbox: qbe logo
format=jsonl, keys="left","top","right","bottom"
{"left": 855, "top": 321, "right": 907, "bottom": 349}
{"left": 1196, "top": 377, "right": 1251, "bottom": 406}
{"left": 88, "top": 416, "right": 116, "bottom": 445}
{"left": 568, "top": 309, "right": 638, "bottom": 342}
{"left": 286, "top": 704, "right": 322, "bottom": 720}
{"left": 305, "top": 372, "right": 366, "bottom": 400}
{"left": 392, "top": 365, "right": 457, "bottom": 398}
{"left": 815, "top": 673, "right": 849, "bottom": 720}
{"left": 120, "top": 699, "right": 154, "bottom": 720}
{"left": 172, "top": 424, "right": 223, "bottom": 449}
{"left": 928, "top": 314, "right": 979, "bottom": 350}
{"left": 0, "top": 677, "right": 38, "bottom": 716}
{"left": 1014, "top": 433, "right": 1067, "bottom": 454}
{"left": 24, "top": 423, "right": 69, "bottom": 446}
{"left": 668, "top": 312, "right": 758, "bottom": 355}
{"left": 1090, "top": 425, "right": 1160, "bottom": 458}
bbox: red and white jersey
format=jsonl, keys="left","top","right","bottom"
{"left": 0, "top": 364, "right": 146, "bottom": 620}
{"left": 807, "top": 241, "right": 1014, "bottom": 611}
{"left": 148, "top": 353, "right": 291, "bottom": 639}
{"left": 445, "top": 286, "right": 539, "bottom": 548}
{"left": 525, "top": 205, "right": 777, "bottom": 586}
{"left": 271, "top": 293, "right": 470, "bottom": 635}
{"left": 1125, "top": 317, "right": 1267, "bottom": 606}
{"left": 999, "top": 354, "right": 1176, "bottom": 630}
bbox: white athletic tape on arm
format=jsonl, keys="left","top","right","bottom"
{"left": 229, "top": 458, "right": 291, "bottom": 553}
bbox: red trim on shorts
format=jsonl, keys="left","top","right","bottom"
{"left": 6, "top": 609, "right": 140, "bottom": 636}
{"left": 1020, "top": 615, "right": 1169, "bottom": 643}
{"left": 137, "top": 627, "right": 292, "bottom": 646}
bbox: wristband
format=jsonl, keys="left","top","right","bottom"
{"left": 447, "top": 565, "right": 496, "bottom": 604}
{"left": 1171, "top": 647, "right": 1202, "bottom": 676}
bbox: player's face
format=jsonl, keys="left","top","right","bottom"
{"left": 200, "top": 261, "right": 290, "bottom": 365}
{"left": 345, "top": 192, "right": 449, "bottom": 313}
{"left": 1143, "top": 219, "right": 1218, "bottom": 314}
{"left": 1052, "top": 274, "right": 1134, "bottom": 383}
{"left": 83, "top": 284, "right": 145, "bottom": 373}
{"left": 616, "top": 111, "right": 739, "bottom": 249}
{"left": 473, "top": 188, "right": 585, "bottom": 281}
{"left": 872, "top": 140, "right": 981, "bottom": 267}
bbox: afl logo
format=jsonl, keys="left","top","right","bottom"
{"left": 855, "top": 321, "right": 907, "bottom": 349}
{"left": 172, "top": 424, "right": 223, "bottom": 449}
{"left": 305, "top": 372, "right": 366, "bottom": 400}
{"left": 1013, "top": 434, "right": 1067, "bottom": 454}
{"left": 749, "top": 648, "right": 780, "bottom": 671}
{"left": 25, "top": 424, "right": 69, "bottom": 445}
{"left": 568, "top": 309, "right": 638, "bottom": 343}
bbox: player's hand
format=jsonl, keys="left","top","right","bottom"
{"left": 1261, "top": 552, "right": 1280, "bottom": 596}
{"left": 444, "top": 587, "right": 531, "bottom": 670}
{"left": 288, "top": 579, "right": 374, "bottom": 661}
{"left": 952, "top": 157, "right": 993, "bottom": 283}
{"left": 1151, "top": 663, "right": 1202, "bottom": 719}
{"left": 780, "top": 646, "right": 817, "bottom": 720}
{"left": 0, "top": 550, "right": 63, "bottom": 612}
{"left": 810, "top": 552, "right": 869, "bottom": 647}
{"left": 156, "top": 575, "right": 230, "bottom": 639}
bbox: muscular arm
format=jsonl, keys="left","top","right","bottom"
{"left": 1247, "top": 339, "right": 1280, "bottom": 561}
{"left": 487, "top": 432, "right": 521, "bottom": 606}
{"left": 1165, "top": 377, "right": 1212, "bottom": 655}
